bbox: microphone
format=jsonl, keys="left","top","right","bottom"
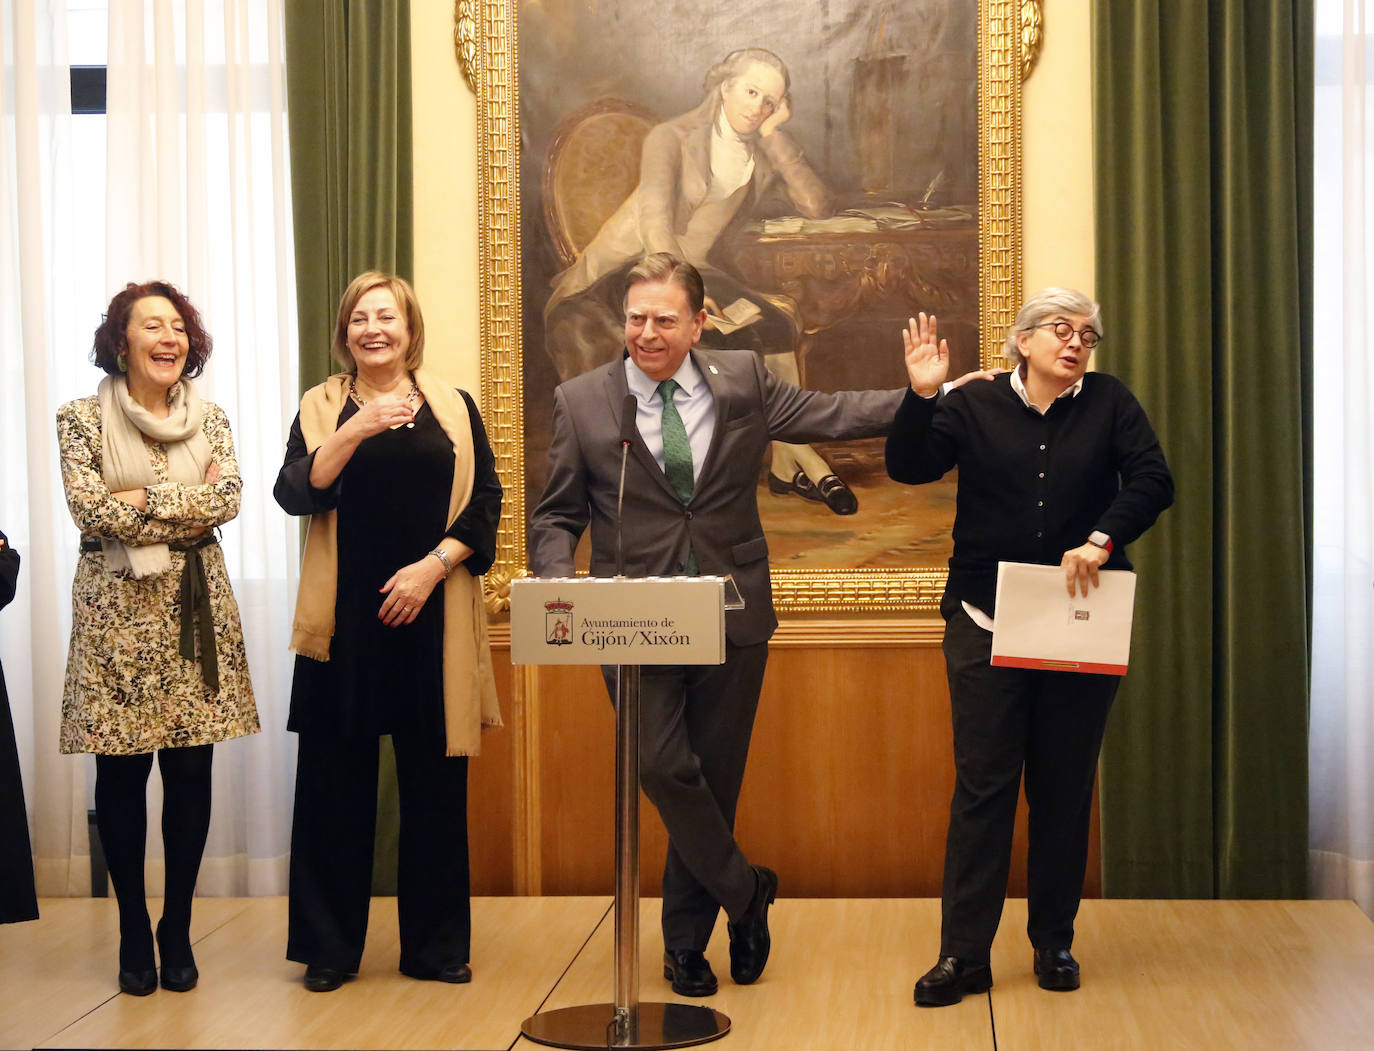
{"left": 615, "top": 394, "right": 637, "bottom": 576}
{"left": 619, "top": 393, "right": 639, "bottom": 447}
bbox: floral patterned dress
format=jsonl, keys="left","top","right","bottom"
{"left": 56, "top": 395, "right": 259, "bottom": 755}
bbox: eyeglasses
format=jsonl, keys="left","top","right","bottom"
{"left": 1032, "top": 320, "right": 1101, "bottom": 349}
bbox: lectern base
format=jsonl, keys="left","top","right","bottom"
{"left": 520, "top": 1002, "right": 730, "bottom": 1050}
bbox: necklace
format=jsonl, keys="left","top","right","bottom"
{"left": 349, "top": 374, "right": 420, "bottom": 428}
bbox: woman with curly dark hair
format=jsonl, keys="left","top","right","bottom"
{"left": 56, "top": 280, "right": 259, "bottom": 996}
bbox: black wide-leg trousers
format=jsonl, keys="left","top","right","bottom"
{"left": 938, "top": 606, "right": 1119, "bottom": 962}
{"left": 603, "top": 641, "right": 769, "bottom": 953}
{"left": 287, "top": 732, "right": 470, "bottom": 974}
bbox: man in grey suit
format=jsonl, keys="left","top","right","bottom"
{"left": 528, "top": 253, "right": 904, "bottom": 997}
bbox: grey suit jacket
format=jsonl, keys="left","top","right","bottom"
{"left": 528, "top": 349, "right": 904, "bottom": 646}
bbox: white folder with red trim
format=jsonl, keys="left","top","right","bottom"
{"left": 989, "top": 561, "right": 1137, "bottom": 676}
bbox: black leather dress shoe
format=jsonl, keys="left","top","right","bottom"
{"left": 662, "top": 949, "right": 718, "bottom": 997}
{"left": 814, "top": 474, "right": 858, "bottom": 515}
{"left": 767, "top": 469, "right": 821, "bottom": 500}
{"left": 914, "top": 956, "right": 993, "bottom": 1007}
{"left": 767, "top": 470, "right": 859, "bottom": 516}
{"left": 160, "top": 963, "right": 198, "bottom": 992}
{"left": 1033, "top": 947, "right": 1080, "bottom": 991}
{"left": 303, "top": 965, "right": 346, "bottom": 992}
{"left": 727, "top": 865, "right": 778, "bottom": 985}
{"left": 118, "top": 968, "right": 158, "bottom": 996}
{"left": 400, "top": 962, "right": 472, "bottom": 984}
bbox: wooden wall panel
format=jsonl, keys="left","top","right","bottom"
{"left": 533, "top": 664, "right": 671, "bottom": 895}
{"left": 469, "top": 650, "right": 517, "bottom": 893}
{"left": 733, "top": 645, "right": 955, "bottom": 896}
{"left": 490, "top": 630, "right": 1100, "bottom": 899}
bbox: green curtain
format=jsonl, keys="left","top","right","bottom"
{"left": 1093, "top": 0, "right": 1312, "bottom": 897}
{"left": 285, "top": 0, "right": 414, "bottom": 389}
{"left": 284, "top": 0, "right": 414, "bottom": 894}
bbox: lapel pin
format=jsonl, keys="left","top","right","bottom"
{"left": 708, "top": 365, "right": 719, "bottom": 375}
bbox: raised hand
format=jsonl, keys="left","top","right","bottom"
{"left": 346, "top": 391, "right": 415, "bottom": 439}
{"left": 903, "top": 312, "right": 951, "bottom": 397}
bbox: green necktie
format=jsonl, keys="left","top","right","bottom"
{"left": 657, "top": 379, "right": 694, "bottom": 503}
{"left": 657, "top": 379, "right": 698, "bottom": 574}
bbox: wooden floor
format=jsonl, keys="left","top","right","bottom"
{"left": 3, "top": 896, "right": 1372, "bottom": 1050}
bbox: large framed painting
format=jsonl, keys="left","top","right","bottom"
{"left": 469, "top": 0, "right": 1033, "bottom": 615}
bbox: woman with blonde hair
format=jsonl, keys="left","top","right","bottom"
{"left": 274, "top": 271, "right": 502, "bottom": 992}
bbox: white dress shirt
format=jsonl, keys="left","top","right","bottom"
{"left": 624, "top": 354, "right": 716, "bottom": 483}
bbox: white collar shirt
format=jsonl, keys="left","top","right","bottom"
{"left": 624, "top": 353, "right": 716, "bottom": 480}
{"left": 1011, "top": 364, "right": 1085, "bottom": 413}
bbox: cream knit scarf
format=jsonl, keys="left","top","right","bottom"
{"left": 98, "top": 375, "right": 212, "bottom": 578}
{"left": 289, "top": 370, "right": 501, "bottom": 756}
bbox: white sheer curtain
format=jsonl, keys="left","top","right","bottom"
{"left": 0, "top": 0, "right": 90, "bottom": 897}
{"left": 1, "top": 0, "right": 299, "bottom": 898}
{"left": 1310, "top": 0, "right": 1373, "bottom": 918}
{"left": 103, "top": 0, "right": 298, "bottom": 895}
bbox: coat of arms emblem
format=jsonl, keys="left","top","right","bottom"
{"left": 545, "top": 598, "right": 573, "bottom": 645}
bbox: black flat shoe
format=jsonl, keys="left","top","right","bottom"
{"left": 303, "top": 965, "right": 346, "bottom": 992}
{"left": 159, "top": 963, "right": 198, "bottom": 992}
{"left": 400, "top": 962, "right": 472, "bottom": 984}
{"left": 662, "top": 948, "right": 718, "bottom": 997}
{"left": 727, "top": 865, "right": 778, "bottom": 985}
{"left": 1033, "top": 947, "right": 1080, "bottom": 991}
{"left": 814, "top": 474, "right": 858, "bottom": 515}
{"left": 118, "top": 968, "right": 158, "bottom": 996}
{"left": 767, "top": 469, "right": 822, "bottom": 501}
{"left": 914, "top": 956, "right": 993, "bottom": 1007}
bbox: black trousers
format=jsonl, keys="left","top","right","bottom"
{"left": 604, "top": 641, "right": 769, "bottom": 952}
{"left": 287, "top": 732, "right": 470, "bottom": 974}
{"left": 939, "top": 606, "right": 1119, "bottom": 961}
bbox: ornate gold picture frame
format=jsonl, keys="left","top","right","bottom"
{"left": 470, "top": 0, "right": 1031, "bottom": 615}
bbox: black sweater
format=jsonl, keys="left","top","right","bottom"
{"left": 274, "top": 389, "right": 503, "bottom": 575}
{"left": 885, "top": 372, "right": 1174, "bottom": 615}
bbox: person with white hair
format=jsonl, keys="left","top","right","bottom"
{"left": 886, "top": 290, "right": 1174, "bottom": 1006}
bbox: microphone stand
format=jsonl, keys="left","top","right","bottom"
{"left": 613, "top": 393, "right": 639, "bottom": 1038}
{"left": 523, "top": 392, "right": 729, "bottom": 1049}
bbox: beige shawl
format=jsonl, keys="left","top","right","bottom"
{"left": 98, "top": 375, "right": 212, "bottom": 578}
{"left": 289, "top": 370, "right": 501, "bottom": 756}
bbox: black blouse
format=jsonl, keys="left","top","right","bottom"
{"left": 274, "top": 391, "right": 502, "bottom": 738}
